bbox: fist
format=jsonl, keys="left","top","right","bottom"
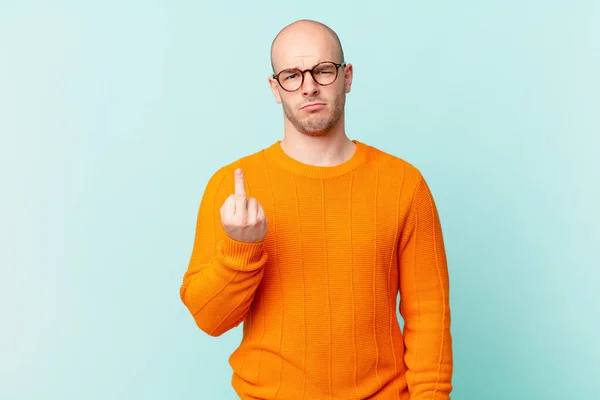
{"left": 220, "top": 168, "right": 268, "bottom": 243}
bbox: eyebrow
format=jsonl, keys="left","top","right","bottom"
{"left": 278, "top": 61, "right": 326, "bottom": 73}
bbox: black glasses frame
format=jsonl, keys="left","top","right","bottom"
{"left": 272, "top": 61, "right": 347, "bottom": 92}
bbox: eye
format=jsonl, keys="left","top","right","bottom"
{"left": 279, "top": 69, "right": 301, "bottom": 81}
{"left": 314, "top": 66, "right": 336, "bottom": 75}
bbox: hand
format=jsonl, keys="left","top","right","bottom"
{"left": 220, "top": 168, "right": 268, "bottom": 243}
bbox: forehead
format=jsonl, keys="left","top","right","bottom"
{"left": 272, "top": 29, "right": 339, "bottom": 71}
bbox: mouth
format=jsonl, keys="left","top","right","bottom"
{"left": 300, "top": 102, "right": 326, "bottom": 111}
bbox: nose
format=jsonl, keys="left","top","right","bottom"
{"left": 301, "top": 70, "right": 320, "bottom": 97}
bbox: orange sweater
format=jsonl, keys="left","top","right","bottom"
{"left": 180, "top": 140, "right": 453, "bottom": 399}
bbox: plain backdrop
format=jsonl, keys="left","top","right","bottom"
{"left": 1, "top": 1, "right": 599, "bottom": 399}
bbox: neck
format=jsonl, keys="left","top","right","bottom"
{"left": 281, "top": 120, "right": 355, "bottom": 167}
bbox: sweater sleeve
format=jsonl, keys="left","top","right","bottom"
{"left": 398, "top": 175, "right": 453, "bottom": 399}
{"left": 179, "top": 167, "right": 268, "bottom": 337}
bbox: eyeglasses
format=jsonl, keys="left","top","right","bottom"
{"left": 272, "top": 61, "right": 346, "bottom": 92}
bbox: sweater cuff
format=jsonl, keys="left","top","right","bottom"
{"left": 217, "top": 236, "right": 267, "bottom": 272}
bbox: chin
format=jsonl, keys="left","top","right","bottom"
{"left": 300, "top": 121, "right": 337, "bottom": 137}
{"left": 284, "top": 105, "right": 341, "bottom": 137}
{"left": 295, "top": 116, "right": 327, "bottom": 133}
{"left": 300, "top": 129, "right": 330, "bottom": 137}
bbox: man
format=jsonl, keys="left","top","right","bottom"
{"left": 180, "top": 19, "right": 453, "bottom": 400}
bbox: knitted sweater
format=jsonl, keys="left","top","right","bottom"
{"left": 180, "top": 140, "right": 453, "bottom": 399}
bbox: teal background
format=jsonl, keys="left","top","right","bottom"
{"left": 1, "top": 1, "right": 598, "bottom": 399}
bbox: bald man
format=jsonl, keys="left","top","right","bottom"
{"left": 180, "top": 20, "right": 453, "bottom": 400}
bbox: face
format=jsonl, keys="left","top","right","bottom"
{"left": 269, "top": 27, "right": 353, "bottom": 137}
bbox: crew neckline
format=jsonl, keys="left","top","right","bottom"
{"left": 264, "top": 139, "right": 370, "bottom": 179}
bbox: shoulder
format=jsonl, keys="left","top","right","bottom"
{"left": 360, "top": 140, "right": 424, "bottom": 185}
{"left": 361, "top": 141, "right": 441, "bottom": 213}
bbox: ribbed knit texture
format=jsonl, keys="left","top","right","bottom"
{"left": 180, "top": 140, "right": 453, "bottom": 400}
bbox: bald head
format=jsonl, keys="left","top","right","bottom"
{"left": 270, "top": 19, "right": 345, "bottom": 73}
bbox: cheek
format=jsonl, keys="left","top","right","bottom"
{"left": 327, "top": 82, "right": 345, "bottom": 98}
{"left": 325, "top": 87, "right": 344, "bottom": 106}
{"left": 281, "top": 94, "right": 299, "bottom": 108}
{"left": 280, "top": 97, "right": 296, "bottom": 113}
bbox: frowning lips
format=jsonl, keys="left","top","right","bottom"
{"left": 300, "top": 102, "right": 326, "bottom": 111}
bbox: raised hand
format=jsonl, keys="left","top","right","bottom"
{"left": 220, "top": 168, "right": 268, "bottom": 243}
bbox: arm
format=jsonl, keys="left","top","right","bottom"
{"left": 398, "top": 175, "right": 453, "bottom": 399}
{"left": 179, "top": 167, "right": 268, "bottom": 337}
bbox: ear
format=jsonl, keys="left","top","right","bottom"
{"left": 268, "top": 76, "right": 282, "bottom": 104}
{"left": 343, "top": 63, "right": 353, "bottom": 94}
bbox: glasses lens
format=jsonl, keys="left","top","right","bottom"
{"left": 278, "top": 69, "right": 302, "bottom": 91}
{"left": 276, "top": 63, "right": 340, "bottom": 91}
{"left": 312, "top": 62, "right": 338, "bottom": 85}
